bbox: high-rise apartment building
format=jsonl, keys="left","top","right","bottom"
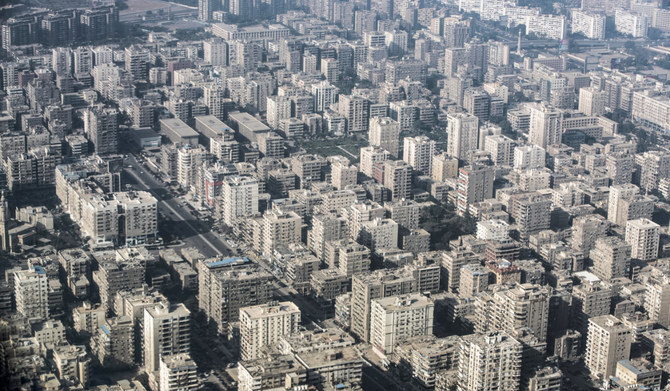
{"left": 330, "top": 158, "right": 358, "bottom": 190}
{"left": 360, "top": 146, "right": 391, "bottom": 178}
{"left": 579, "top": 87, "right": 606, "bottom": 116}
{"left": 143, "top": 302, "right": 191, "bottom": 373}
{"left": 590, "top": 236, "right": 631, "bottom": 281}
{"left": 239, "top": 301, "right": 301, "bottom": 360}
{"left": 608, "top": 184, "right": 654, "bottom": 227}
{"left": 457, "top": 332, "right": 522, "bottom": 391}
{"left": 93, "top": 316, "right": 134, "bottom": 369}
{"left": 92, "top": 249, "right": 146, "bottom": 312}
{"left": 312, "top": 81, "right": 338, "bottom": 113}
{"left": 124, "top": 45, "right": 150, "bottom": 81}
{"left": 484, "top": 134, "right": 515, "bottom": 166}
{"left": 447, "top": 112, "right": 479, "bottom": 161}
{"left": 529, "top": 103, "right": 562, "bottom": 149}
{"left": 510, "top": 193, "right": 552, "bottom": 240}
{"left": 262, "top": 210, "right": 301, "bottom": 255}
{"left": 159, "top": 353, "right": 200, "bottom": 391}
{"left": 203, "top": 38, "right": 228, "bottom": 66}
{"left": 84, "top": 106, "right": 118, "bottom": 155}
{"left": 350, "top": 270, "right": 417, "bottom": 342}
{"left": 457, "top": 165, "right": 494, "bottom": 216}
{"left": 585, "top": 315, "right": 632, "bottom": 379}
{"left": 572, "top": 10, "right": 606, "bottom": 39}
{"left": 220, "top": 176, "right": 259, "bottom": 228}
{"left": 514, "top": 145, "right": 545, "bottom": 170}
{"left": 204, "top": 85, "right": 227, "bottom": 121}
{"left": 382, "top": 160, "right": 412, "bottom": 201}
{"left": 338, "top": 95, "right": 369, "bottom": 134}
{"left": 463, "top": 88, "right": 491, "bottom": 122}
{"left": 625, "top": 218, "right": 660, "bottom": 261}
{"left": 403, "top": 136, "right": 436, "bottom": 175}
{"left": 644, "top": 276, "right": 670, "bottom": 328}
{"left": 14, "top": 266, "right": 50, "bottom": 323}
{"left": 369, "top": 117, "right": 401, "bottom": 158}
{"left": 266, "top": 95, "right": 292, "bottom": 129}
{"left": 197, "top": 259, "right": 273, "bottom": 335}
{"left": 369, "top": 294, "right": 434, "bottom": 354}
{"left": 431, "top": 153, "right": 459, "bottom": 181}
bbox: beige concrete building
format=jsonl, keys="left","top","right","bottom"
{"left": 14, "top": 267, "right": 49, "bottom": 323}
{"left": 585, "top": 315, "right": 632, "bottom": 379}
{"left": 92, "top": 249, "right": 146, "bottom": 312}
{"left": 93, "top": 315, "right": 134, "bottom": 369}
{"left": 239, "top": 301, "right": 301, "bottom": 360}
{"left": 308, "top": 214, "right": 348, "bottom": 262}
{"left": 53, "top": 344, "right": 91, "bottom": 388}
{"left": 457, "top": 165, "right": 494, "bottom": 216}
{"left": 220, "top": 176, "right": 259, "bottom": 228}
{"left": 528, "top": 103, "right": 562, "bottom": 149}
{"left": 431, "top": 152, "right": 459, "bottom": 181}
{"left": 350, "top": 270, "right": 417, "bottom": 342}
{"left": 330, "top": 158, "right": 358, "bottom": 190}
{"left": 590, "top": 236, "right": 632, "bottom": 281}
{"left": 382, "top": 160, "right": 412, "bottom": 201}
{"left": 625, "top": 218, "right": 660, "bottom": 261}
{"left": 644, "top": 276, "right": 670, "bottom": 328}
{"left": 457, "top": 332, "right": 522, "bottom": 391}
{"left": 358, "top": 218, "right": 399, "bottom": 252}
{"left": 608, "top": 184, "right": 654, "bottom": 227}
{"left": 459, "top": 264, "right": 490, "bottom": 298}
{"left": 262, "top": 210, "right": 302, "bottom": 255}
{"left": 579, "top": 87, "right": 606, "bottom": 116}
{"left": 446, "top": 112, "right": 479, "bottom": 161}
{"left": 359, "top": 146, "right": 391, "bottom": 177}
{"left": 403, "top": 136, "right": 436, "bottom": 175}
{"left": 197, "top": 259, "right": 273, "bottom": 335}
{"left": 143, "top": 302, "right": 191, "bottom": 373}
{"left": 370, "top": 293, "right": 434, "bottom": 354}
{"left": 159, "top": 353, "right": 200, "bottom": 391}
{"left": 369, "top": 117, "right": 401, "bottom": 158}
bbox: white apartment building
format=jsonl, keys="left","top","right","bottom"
{"left": 525, "top": 14, "right": 567, "bottom": 40}
{"left": 262, "top": 210, "right": 302, "bottom": 255}
{"left": 239, "top": 301, "right": 301, "bottom": 360}
{"left": 266, "top": 95, "right": 292, "bottom": 129}
{"left": 579, "top": 87, "right": 606, "bottom": 116}
{"left": 403, "top": 136, "right": 436, "bottom": 175}
{"left": 476, "top": 219, "right": 510, "bottom": 241}
{"left": 431, "top": 153, "right": 459, "bottom": 181}
{"left": 369, "top": 117, "right": 401, "bottom": 158}
{"left": 615, "top": 9, "right": 648, "bottom": 38}
{"left": 360, "top": 146, "right": 392, "bottom": 177}
{"left": 159, "top": 354, "right": 200, "bottom": 391}
{"left": 369, "top": 294, "right": 434, "bottom": 354}
{"left": 143, "top": 303, "right": 191, "bottom": 373}
{"left": 572, "top": 10, "right": 606, "bottom": 40}
{"left": 14, "top": 266, "right": 50, "bottom": 323}
{"left": 312, "top": 81, "right": 338, "bottom": 113}
{"left": 529, "top": 103, "right": 562, "bottom": 149}
{"left": 514, "top": 144, "right": 545, "bottom": 170}
{"left": 585, "top": 315, "right": 632, "bottom": 379}
{"left": 625, "top": 218, "right": 660, "bottom": 261}
{"left": 457, "top": 332, "right": 522, "bottom": 391}
{"left": 484, "top": 134, "right": 515, "bottom": 166}
{"left": 221, "top": 176, "right": 259, "bottom": 227}
{"left": 447, "top": 112, "right": 479, "bottom": 161}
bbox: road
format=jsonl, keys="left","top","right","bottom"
{"left": 124, "top": 155, "right": 230, "bottom": 258}
{"left": 126, "top": 154, "right": 328, "bottom": 322}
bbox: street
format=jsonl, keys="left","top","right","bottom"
{"left": 123, "top": 154, "right": 232, "bottom": 258}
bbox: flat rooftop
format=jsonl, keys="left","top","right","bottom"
{"left": 160, "top": 118, "right": 199, "bottom": 137}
